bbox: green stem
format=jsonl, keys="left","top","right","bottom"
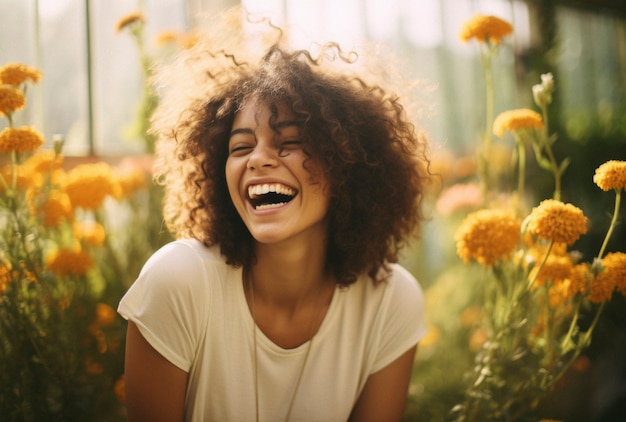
{"left": 528, "top": 240, "right": 553, "bottom": 290}
{"left": 478, "top": 46, "right": 494, "bottom": 203}
{"left": 597, "top": 190, "right": 621, "bottom": 260}
{"left": 545, "top": 143, "right": 561, "bottom": 201}
{"left": 561, "top": 302, "right": 581, "bottom": 350}
{"left": 516, "top": 136, "right": 526, "bottom": 211}
{"left": 553, "top": 302, "right": 605, "bottom": 385}
{"left": 540, "top": 104, "right": 562, "bottom": 200}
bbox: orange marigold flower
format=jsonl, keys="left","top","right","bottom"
{"left": 455, "top": 209, "right": 521, "bottom": 266}
{"left": 0, "top": 163, "right": 39, "bottom": 192}
{"left": 64, "top": 162, "right": 120, "bottom": 210}
{"left": 115, "top": 12, "right": 145, "bottom": 33}
{"left": 460, "top": 14, "right": 513, "bottom": 44}
{"left": 37, "top": 190, "right": 74, "bottom": 227}
{"left": 469, "top": 327, "right": 489, "bottom": 352}
{"left": 567, "top": 263, "right": 592, "bottom": 297}
{"left": 114, "top": 376, "right": 126, "bottom": 403}
{"left": 549, "top": 279, "right": 573, "bottom": 308}
{"left": 589, "top": 252, "right": 626, "bottom": 303}
{"left": 0, "top": 63, "right": 42, "bottom": 86}
{"left": 73, "top": 220, "right": 106, "bottom": 246}
{"left": 115, "top": 169, "right": 146, "bottom": 199}
{"left": 0, "top": 263, "right": 11, "bottom": 297}
{"left": 527, "top": 199, "right": 588, "bottom": 245}
{"left": 23, "top": 150, "right": 64, "bottom": 174}
{"left": 493, "top": 109, "right": 543, "bottom": 138}
{"left": 0, "top": 126, "right": 44, "bottom": 154}
{"left": 529, "top": 254, "right": 573, "bottom": 286}
{"left": 93, "top": 302, "right": 117, "bottom": 327}
{"left": 593, "top": 160, "right": 626, "bottom": 192}
{"left": 155, "top": 30, "right": 181, "bottom": 47}
{"left": 0, "top": 84, "right": 26, "bottom": 116}
{"left": 46, "top": 248, "right": 93, "bottom": 277}
{"left": 608, "top": 252, "right": 626, "bottom": 296}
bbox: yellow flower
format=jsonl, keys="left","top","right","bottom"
{"left": 593, "top": 160, "right": 626, "bottom": 192}
{"left": 0, "top": 126, "right": 44, "bottom": 154}
{"left": 64, "top": 162, "right": 120, "bottom": 210}
{"left": 36, "top": 190, "right": 74, "bottom": 227}
{"left": 115, "top": 12, "right": 145, "bottom": 33}
{"left": 46, "top": 248, "right": 93, "bottom": 277}
{"left": 459, "top": 14, "right": 513, "bottom": 44}
{"left": 588, "top": 252, "right": 626, "bottom": 303}
{"left": 420, "top": 326, "right": 441, "bottom": 347}
{"left": 0, "top": 63, "right": 42, "bottom": 86}
{"left": 455, "top": 209, "right": 521, "bottom": 266}
{"left": 527, "top": 199, "right": 588, "bottom": 245}
{"left": 493, "top": 109, "right": 543, "bottom": 138}
{"left": 0, "top": 84, "right": 26, "bottom": 116}
{"left": 73, "top": 221, "right": 106, "bottom": 246}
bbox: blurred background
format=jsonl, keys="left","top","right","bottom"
{"left": 1, "top": 0, "right": 625, "bottom": 421}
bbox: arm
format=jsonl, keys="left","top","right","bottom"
{"left": 124, "top": 321, "right": 189, "bottom": 422}
{"left": 349, "top": 345, "right": 418, "bottom": 422}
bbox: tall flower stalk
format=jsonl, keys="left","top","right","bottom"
{"left": 460, "top": 14, "right": 513, "bottom": 203}
{"left": 116, "top": 11, "right": 158, "bottom": 154}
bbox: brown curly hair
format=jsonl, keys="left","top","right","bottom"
{"left": 151, "top": 9, "right": 431, "bottom": 286}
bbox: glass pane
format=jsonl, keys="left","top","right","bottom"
{"left": 91, "top": 0, "right": 188, "bottom": 155}
{"left": 0, "top": 0, "right": 88, "bottom": 152}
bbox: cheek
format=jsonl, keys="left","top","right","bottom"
{"left": 224, "top": 161, "right": 242, "bottom": 204}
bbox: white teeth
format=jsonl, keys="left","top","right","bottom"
{"left": 248, "top": 183, "right": 296, "bottom": 198}
{"left": 255, "top": 202, "right": 288, "bottom": 210}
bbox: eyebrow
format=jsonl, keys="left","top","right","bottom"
{"left": 229, "top": 120, "right": 302, "bottom": 139}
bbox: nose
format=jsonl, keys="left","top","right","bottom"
{"left": 246, "top": 143, "right": 279, "bottom": 170}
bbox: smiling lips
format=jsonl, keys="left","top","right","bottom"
{"left": 247, "top": 183, "right": 297, "bottom": 210}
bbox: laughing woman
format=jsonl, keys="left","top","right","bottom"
{"left": 118, "top": 8, "right": 431, "bottom": 422}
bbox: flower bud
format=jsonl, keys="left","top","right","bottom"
{"left": 53, "top": 134, "right": 64, "bottom": 156}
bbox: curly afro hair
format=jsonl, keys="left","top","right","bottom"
{"left": 150, "top": 8, "right": 431, "bottom": 286}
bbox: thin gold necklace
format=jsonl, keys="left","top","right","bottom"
{"left": 247, "top": 273, "right": 326, "bottom": 422}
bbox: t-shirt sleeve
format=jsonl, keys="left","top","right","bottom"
{"left": 370, "top": 265, "right": 427, "bottom": 373}
{"left": 117, "top": 241, "right": 211, "bottom": 372}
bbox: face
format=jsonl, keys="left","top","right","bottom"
{"left": 225, "top": 98, "right": 330, "bottom": 246}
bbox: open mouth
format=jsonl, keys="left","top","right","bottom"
{"left": 248, "top": 183, "right": 297, "bottom": 210}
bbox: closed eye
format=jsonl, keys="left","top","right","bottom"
{"left": 228, "top": 143, "right": 254, "bottom": 156}
{"left": 278, "top": 140, "right": 303, "bottom": 156}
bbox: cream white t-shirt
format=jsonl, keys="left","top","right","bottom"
{"left": 118, "top": 239, "right": 426, "bottom": 422}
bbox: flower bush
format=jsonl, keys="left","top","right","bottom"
{"left": 428, "top": 14, "right": 626, "bottom": 422}
{"left": 0, "top": 62, "right": 163, "bottom": 420}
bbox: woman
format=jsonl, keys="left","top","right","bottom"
{"left": 118, "top": 9, "right": 430, "bottom": 422}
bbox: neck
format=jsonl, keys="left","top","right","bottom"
{"left": 250, "top": 238, "right": 330, "bottom": 311}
